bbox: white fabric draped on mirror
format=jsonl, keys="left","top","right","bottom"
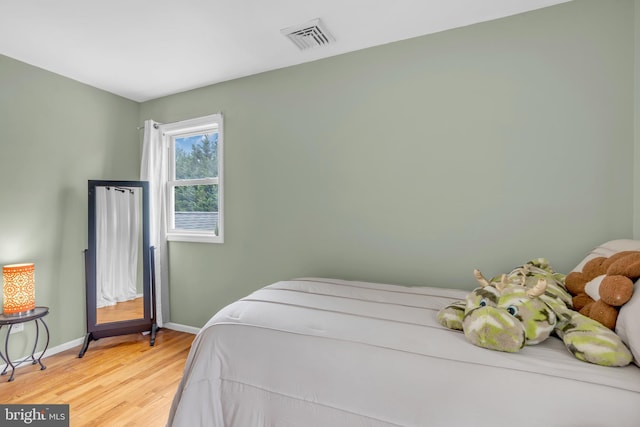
{"left": 95, "top": 186, "right": 139, "bottom": 308}
{"left": 141, "top": 120, "right": 168, "bottom": 327}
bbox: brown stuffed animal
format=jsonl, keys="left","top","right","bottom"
{"left": 565, "top": 251, "right": 640, "bottom": 330}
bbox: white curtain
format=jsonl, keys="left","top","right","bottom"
{"left": 141, "top": 120, "right": 168, "bottom": 327}
{"left": 96, "top": 187, "right": 139, "bottom": 308}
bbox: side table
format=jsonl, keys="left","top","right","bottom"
{"left": 0, "top": 307, "right": 50, "bottom": 382}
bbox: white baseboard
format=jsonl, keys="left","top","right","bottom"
{"left": 0, "top": 336, "right": 85, "bottom": 374}
{"left": 1, "top": 325, "right": 198, "bottom": 374}
{"left": 48, "top": 336, "right": 86, "bottom": 355}
{"left": 164, "top": 322, "right": 200, "bottom": 335}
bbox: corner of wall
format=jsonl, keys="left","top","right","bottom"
{"left": 634, "top": 0, "right": 640, "bottom": 238}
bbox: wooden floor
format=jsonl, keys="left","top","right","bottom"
{"left": 96, "top": 297, "right": 144, "bottom": 324}
{"left": 0, "top": 328, "right": 194, "bottom": 426}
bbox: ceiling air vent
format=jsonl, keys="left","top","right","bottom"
{"left": 281, "top": 18, "right": 335, "bottom": 50}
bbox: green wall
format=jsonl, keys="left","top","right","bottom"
{"left": 141, "top": 0, "right": 636, "bottom": 327}
{"left": 0, "top": 0, "right": 637, "bottom": 350}
{"left": 0, "top": 55, "right": 140, "bottom": 354}
{"left": 635, "top": 0, "right": 640, "bottom": 238}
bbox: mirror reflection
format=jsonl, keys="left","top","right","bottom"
{"left": 95, "top": 185, "right": 144, "bottom": 324}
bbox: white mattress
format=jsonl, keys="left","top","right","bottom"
{"left": 168, "top": 278, "right": 640, "bottom": 427}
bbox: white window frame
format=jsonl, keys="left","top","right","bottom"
{"left": 160, "top": 113, "right": 224, "bottom": 244}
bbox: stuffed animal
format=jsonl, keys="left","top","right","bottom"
{"left": 437, "top": 259, "right": 632, "bottom": 366}
{"left": 565, "top": 251, "right": 639, "bottom": 330}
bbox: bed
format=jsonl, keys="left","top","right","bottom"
{"left": 168, "top": 242, "right": 640, "bottom": 427}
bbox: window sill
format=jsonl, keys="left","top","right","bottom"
{"left": 166, "top": 233, "right": 223, "bottom": 244}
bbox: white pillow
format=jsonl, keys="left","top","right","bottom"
{"left": 572, "top": 239, "right": 640, "bottom": 366}
{"left": 571, "top": 239, "right": 640, "bottom": 272}
{"left": 617, "top": 282, "right": 640, "bottom": 366}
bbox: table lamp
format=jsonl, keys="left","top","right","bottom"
{"left": 2, "top": 263, "right": 35, "bottom": 316}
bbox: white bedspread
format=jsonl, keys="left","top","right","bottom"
{"left": 168, "top": 278, "right": 640, "bottom": 427}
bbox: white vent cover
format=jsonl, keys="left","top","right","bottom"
{"left": 281, "top": 18, "right": 335, "bottom": 50}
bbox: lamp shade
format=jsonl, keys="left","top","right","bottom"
{"left": 2, "top": 263, "right": 35, "bottom": 315}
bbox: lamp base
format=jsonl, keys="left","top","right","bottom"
{"left": 1, "top": 308, "right": 36, "bottom": 318}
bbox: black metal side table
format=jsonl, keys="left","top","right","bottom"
{"left": 0, "top": 307, "right": 50, "bottom": 382}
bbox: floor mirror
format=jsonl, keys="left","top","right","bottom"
{"left": 79, "top": 180, "right": 157, "bottom": 358}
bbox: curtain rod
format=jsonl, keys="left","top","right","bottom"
{"left": 106, "top": 186, "right": 134, "bottom": 194}
{"left": 136, "top": 122, "right": 162, "bottom": 130}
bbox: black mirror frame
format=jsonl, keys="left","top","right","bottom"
{"left": 79, "top": 180, "right": 157, "bottom": 358}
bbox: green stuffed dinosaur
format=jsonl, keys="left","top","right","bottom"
{"left": 437, "top": 258, "right": 632, "bottom": 367}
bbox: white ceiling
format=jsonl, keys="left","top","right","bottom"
{"left": 0, "top": 0, "right": 571, "bottom": 102}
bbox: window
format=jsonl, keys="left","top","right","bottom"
{"left": 161, "top": 114, "right": 223, "bottom": 243}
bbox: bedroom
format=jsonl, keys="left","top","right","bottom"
{"left": 0, "top": 0, "right": 639, "bottom": 425}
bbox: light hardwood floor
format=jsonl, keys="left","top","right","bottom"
{"left": 0, "top": 328, "right": 194, "bottom": 426}
{"left": 96, "top": 297, "right": 144, "bottom": 324}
